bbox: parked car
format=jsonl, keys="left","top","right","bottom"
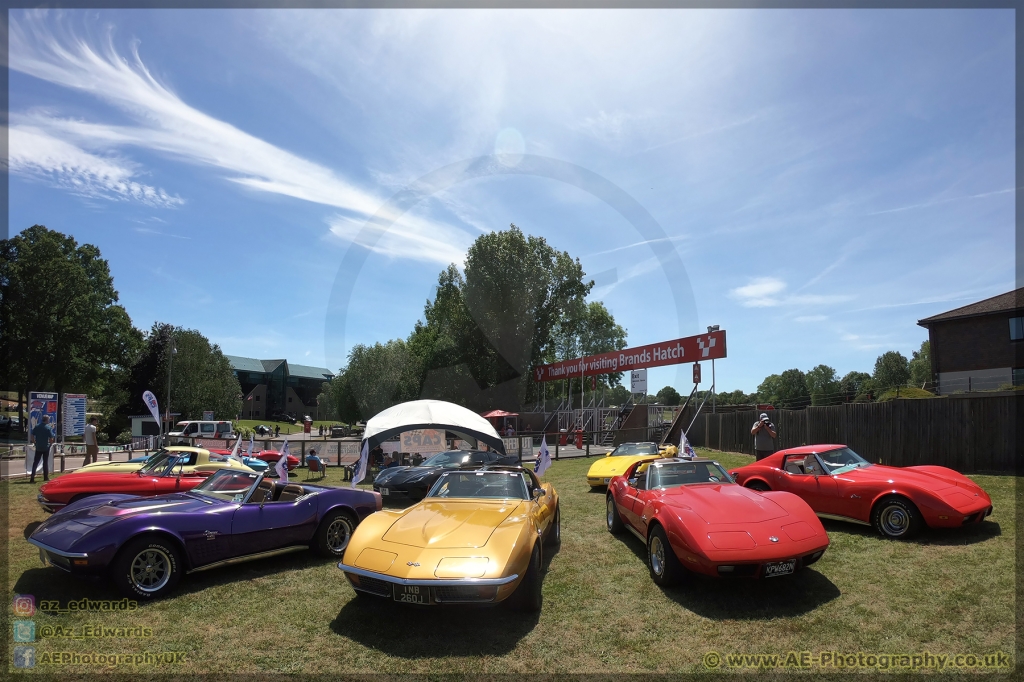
{"left": 251, "top": 450, "right": 300, "bottom": 471}
{"left": 29, "top": 469, "right": 381, "bottom": 599}
{"left": 608, "top": 457, "right": 829, "bottom": 584}
{"left": 167, "top": 420, "right": 234, "bottom": 443}
{"left": 373, "top": 449, "right": 519, "bottom": 503}
{"left": 0, "top": 415, "right": 10, "bottom": 428}
{"left": 586, "top": 442, "right": 662, "bottom": 488}
{"left": 37, "top": 449, "right": 255, "bottom": 513}
{"left": 73, "top": 446, "right": 250, "bottom": 476}
{"left": 330, "top": 425, "right": 350, "bottom": 438}
{"left": 270, "top": 413, "right": 297, "bottom": 425}
{"left": 340, "top": 465, "right": 559, "bottom": 611}
{"left": 728, "top": 445, "right": 994, "bottom": 539}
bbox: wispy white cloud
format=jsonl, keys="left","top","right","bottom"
{"left": 730, "top": 276, "right": 853, "bottom": 308}
{"left": 326, "top": 212, "right": 470, "bottom": 266}
{"left": 867, "top": 187, "right": 1016, "bottom": 216}
{"left": 590, "top": 256, "right": 659, "bottom": 296}
{"left": 582, "top": 235, "right": 688, "bottom": 258}
{"left": 133, "top": 227, "right": 190, "bottom": 240}
{"left": 8, "top": 125, "right": 183, "bottom": 208}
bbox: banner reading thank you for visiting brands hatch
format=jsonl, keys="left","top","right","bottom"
{"left": 532, "top": 330, "right": 727, "bottom": 382}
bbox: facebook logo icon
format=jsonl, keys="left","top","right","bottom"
{"left": 13, "top": 646, "right": 36, "bottom": 668}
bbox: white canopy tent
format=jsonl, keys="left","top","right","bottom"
{"left": 362, "top": 399, "right": 506, "bottom": 454}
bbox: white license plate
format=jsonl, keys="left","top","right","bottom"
{"left": 603, "top": 478, "right": 610, "bottom": 484}
{"left": 394, "top": 585, "right": 429, "bottom": 604}
{"left": 763, "top": 560, "right": 796, "bottom": 577}
{"left": 380, "top": 488, "right": 389, "bottom": 496}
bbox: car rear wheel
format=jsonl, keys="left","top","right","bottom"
{"left": 506, "top": 543, "right": 543, "bottom": 612}
{"left": 544, "top": 504, "right": 561, "bottom": 547}
{"left": 746, "top": 481, "right": 770, "bottom": 492}
{"left": 606, "top": 495, "right": 625, "bottom": 535}
{"left": 112, "top": 536, "right": 182, "bottom": 600}
{"left": 314, "top": 509, "right": 357, "bottom": 557}
{"left": 648, "top": 526, "right": 684, "bottom": 587}
{"left": 872, "top": 496, "right": 922, "bottom": 539}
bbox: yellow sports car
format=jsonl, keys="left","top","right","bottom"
{"left": 339, "top": 465, "right": 559, "bottom": 611}
{"left": 586, "top": 442, "right": 669, "bottom": 487}
{"left": 71, "top": 446, "right": 253, "bottom": 475}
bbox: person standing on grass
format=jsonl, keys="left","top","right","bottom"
{"left": 84, "top": 416, "right": 99, "bottom": 464}
{"left": 30, "top": 415, "right": 53, "bottom": 483}
{"left": 751, "top": 412, "right": 777, "bottom": 461}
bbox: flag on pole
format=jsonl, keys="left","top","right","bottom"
{"left": 679, "top": 429, "right": 696, "bottom": 459}
{"left": 535, "top": 437, "right": 552, "bottom": 476}
{"left": 142, "top": 391, "right": 161, "bottom": 428}
{"left": 275, "top": 439, "right": 290, "bottom": 480}
{"left": 351, "top": 439, "right": 369, "bottom": 489}
{"left": 228, "top": 435, "right": 243, "bottom": 463}
{"left": 246, "top": 434, "right": 254, "bottom": 457}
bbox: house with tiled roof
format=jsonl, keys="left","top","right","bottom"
{"left": 917, "top": 287, "right": 1024, "bottom": 394}
{"left": 224, "top": 355, "right": 334, "bottom": 419}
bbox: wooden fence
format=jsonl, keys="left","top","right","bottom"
{"left": 690, "top": 395, "right": 1021, "bottom": 474}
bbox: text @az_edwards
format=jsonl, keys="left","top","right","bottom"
{"left": 702, "top": 650, "right": 1013, "bottom": 671}
{"left": 38, "top": 625, "right": 153, "bottom": 639}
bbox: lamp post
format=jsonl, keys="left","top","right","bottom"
{"left": 164, "top": 337, "right": 177, "bottom": 445}
{"left": 707, "top": 325, "right": 719, "bottom": 413}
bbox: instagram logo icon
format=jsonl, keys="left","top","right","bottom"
{"left": 12, "top": 594, "right": 35, "bottom": 617}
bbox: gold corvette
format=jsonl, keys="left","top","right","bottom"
{"left": 339, "top": 465, "right": 559, "bottom": 611}
{"left": 72, "top": 446, "right": 252, "bottom": 475}
{"left": 586, "top": 442, "right": 672, "bottom": 487}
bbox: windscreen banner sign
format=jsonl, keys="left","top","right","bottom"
{"left": 63, "top": 393, "right": 87, "bottom": 436}
{"left": 400, "top": 429, "right": 446, "bottom": 454}
{"left": 532, "top": 330, "right": 726, "bottom": 382}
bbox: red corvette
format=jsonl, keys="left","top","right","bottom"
{"left": 250, "top": 450, "right": 299, "bottom": 471}
{"left": 38, "top": 450, "right": 223, "bottom": 514}
{"left": 607, "top": 457, "right": 829, "bottom": 585}
{"left": 728, "top": 445, "right": 993, "bottom": 539}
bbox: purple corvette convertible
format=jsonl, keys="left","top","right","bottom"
{"left": 28, "top": 469, "right": 381, "bottom": 599}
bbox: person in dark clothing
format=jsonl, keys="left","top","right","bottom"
{"left": 274, "top": 425, "right": 280, "bottom": 437}
{"left": 30, "top": 415, "right": 53, "bottom": 483}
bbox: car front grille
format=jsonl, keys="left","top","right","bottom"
{"left": 433, "top": 585, "right": 497, "bottom": 603}
{"left": 352, "top": 574, "right": 392, "bottom": 597}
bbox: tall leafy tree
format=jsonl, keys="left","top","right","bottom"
{"left": 655, "top": 385, "right": 681, "bottom": 406}
{"left": 873, "top": 350, "right": 911, "bottom": 390}
{"left": 805, "top": 364, "right": 841, "bottom": 406}
{"left": 840, "top": 371, "right": 874, "bottom": 402}
{"left": 757, "top": 369, "right": 810, "bottom": 408}
{"left": 0, "top": 225, "right": 142, "bottom": 425}
{"left": 325, "top": 340, "right": 421, "bottom": 423}
{"left": 908, "top": 340, "right": 931, "bottom": 387}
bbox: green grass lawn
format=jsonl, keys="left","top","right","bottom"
{"left": 234, "top": 418, "right": 348, "bottom": 434}
{"left": 4, "top": 449, "right": 1016, "bottom": 674}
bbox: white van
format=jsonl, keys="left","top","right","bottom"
{"left": 169, "top": 420, "right": 234, "bottom": 442}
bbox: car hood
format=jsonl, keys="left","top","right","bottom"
{"left": 74, "top": 462, "right": 145, "bottom": 474}
{"left": 658, "top": 484, "right": 790, "bottom": 524}
{"left": 588, "top": 455, "right": 658, "bottom": 478}
{"left": 376, "top": 466, "right": 441, "bottom": 485}
{"left": 381, "top": 500, "right": 519, "bottom": 549}
{"left": 836, "top": 464, "right": 958, "bottom": 491}
{"left": 31, "top": 494, "right": 206, "bottom": 550}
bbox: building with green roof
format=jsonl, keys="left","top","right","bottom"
{"left": 225, "top": 355, "right": 334, "bottom": 419}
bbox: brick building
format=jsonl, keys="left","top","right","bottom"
{"left": 225, "top": 356, "right": 334, "bottom": 419}
{"left": 917, "top": 287, "right": 1024, "bottom": 394}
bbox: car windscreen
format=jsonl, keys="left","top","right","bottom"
{"left": 611, "top": 443, "right": 659, "bottom": 456}
{"left": 817, "top": 447, "right": 870, "bottom": 474}
{"left": 427, "top": 471, "right": 529, "bottom": 500}
{"left": 192, "top": 470, "right": 260, "bottom": 502}
{"left": 138, "top": 450, "right": 192, "bottom": 474}
{"left": 647, "top": 461, "right": 734, "bottom": 488}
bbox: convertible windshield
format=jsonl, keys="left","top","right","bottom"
{"left": 817, "top": 447, "right": 870, "bottom": 474}
{"left": 611, "top": 443, "right": 659, "bottom": 457}
{"left": 192, "top": 470, "right": 260, "bottom": 502}
{"left": 138, "top": 450, "right": 197, "bottom": 475}
{"left": 427, "top": 471, "right": 529, "bottom": 500}
{"left": 422, "top": 451, "right": 472, "bottom": 467}
{"left": 646, "top": 461, "right": 734, "bottom": 489}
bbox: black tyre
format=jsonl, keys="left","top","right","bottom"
{"left": 314, "top": 509, "right": 357, "bottom": 557}
{"left": 506, "top": 543, "right": 543, "bottom": 612}
{"left": 872, "top": 496, "right": 922, "bottom": 539}
{"left": 606, "top": 495, "right": 625, "bottom": 535}
{"left": 112, "top": 536, "right": 183, "bottom": 600}
{"left": 746, "top": 481, "right": 770, "bottom": 492}
{"left": 647, "top": 525, "right": 684, "bottom": 587}
{"left": 544, "top": 504, "right": 561, "bottom": 547}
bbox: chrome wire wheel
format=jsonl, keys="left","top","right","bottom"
{"left": 326, "top": 515, "right": 353, "bottom": 553}
{"left": 130, "top": 548, "right": 172, "bottom": 593}
{"left": 649, "top": 534, "right": 666, "bottom": 577}
{"left": 879, "top": 504, "right": 910, "bottom": 536}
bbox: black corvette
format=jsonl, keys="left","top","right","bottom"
{"left": 372, "top": 450, "right": 519, "bottom": 502}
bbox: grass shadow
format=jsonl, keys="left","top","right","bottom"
{"left": 820, "top": 518, "right": 1001, "bottom": 546}
{"left": 613, "top": 532, "right": 840, "bottom": 619}
{"left": 23, "top": 521, "right": 42, "bottom": 539}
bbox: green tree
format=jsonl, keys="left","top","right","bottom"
{"left": 606, "top": 384, "right": 631, "bottom": 406}
{"left": 0, "top": 225, "right": 142, "bottom": 426}
{"left": 655, "top": 385, "right": 681, "bottom": 406}
{"left": 908, "top": 340, "right": 931, "bottom": 387}
{"left": 716, "top": 389, "right": 753, "bottom": 405}
{"left": 757, "top": 369, "right": 810, "bottom": 408}
{"left": 873, "top": 351, "right": 911, "bottom": 390}
{"left": 839, "top": 371, "right": 873, "bottom": 402}
{"left": 325, "top": 340, "right": 421, "bottom": 422}
{"left": 805, "top": 364, "right": 841, "bottom": 406}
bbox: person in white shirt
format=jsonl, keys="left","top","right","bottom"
{"left": 84, "top": 417, "right": 99, "bottom": 464}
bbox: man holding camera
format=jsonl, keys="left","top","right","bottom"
{"left": 751, "top": 412, "right": 777, "bottom": 461}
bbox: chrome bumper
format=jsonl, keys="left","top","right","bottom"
{"left": 37, "top": 494, "right": 66, "bottom": 514}
{"left": 29, "top": 537, "right": 89, "bottom": 573}
{"left": 337, "top": 563, "right": 519, "bottom": 588}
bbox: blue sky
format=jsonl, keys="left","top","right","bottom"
{"left": 8, "top": 9, "right": 1016, "bottom": 395}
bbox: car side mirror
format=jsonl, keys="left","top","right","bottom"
{"left": 532, "top": 488, "right": 543, "bottom": 500}
{"left": 627, "top": 478, "right": 637, "bottom": 488}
